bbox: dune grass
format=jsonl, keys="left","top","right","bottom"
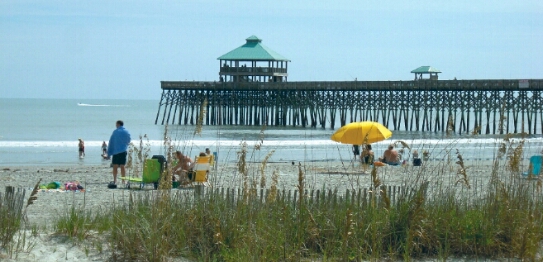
{"left": 0, "top": 188, "right": 25, "bottom": 249}
{"left": 0, "top": 179, "right": 40, "bottom": 258}
{"left": 44, "top": 132, "right": 543, "bottom": 261}
{"left": 48, "top": 175, "right": 542, "bottom": 261}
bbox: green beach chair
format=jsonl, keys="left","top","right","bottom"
{"left": 121, "top": 159, "right": 161, "bottom": 189}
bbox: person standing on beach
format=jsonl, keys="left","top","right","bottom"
{"left": 107, "top": 120, "right": 131, "bottom": 185}
{"left": 78, "top": 139, "right": 85, "bottom": 158}
{"left": 101, "top": 141, "right": 107, "bottom": 156}
{"left": 352, "top": 145, "right": 360, "bottom": 160}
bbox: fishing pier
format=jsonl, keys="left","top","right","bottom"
{"left": 155, "top": 36, "right": 543, "bottom": 134}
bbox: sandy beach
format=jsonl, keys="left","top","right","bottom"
{"left": 0, "top": 158, "right": 536, "bottom": 261}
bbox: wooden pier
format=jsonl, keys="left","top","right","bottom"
{"left": 155, "top": 79, "right": 543, "bottom": 134}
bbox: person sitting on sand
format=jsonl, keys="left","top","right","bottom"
{"left": 173, "top": 151, "right": 193, "bottom": 183}
{"left": 412, "top": 150, "right": 422, "bottom": 166}
{"left": 379, "top": 144, "right": 400, "bottom": 165}
{"left": 196, "top": 152, "right": 207, "bottom": 161}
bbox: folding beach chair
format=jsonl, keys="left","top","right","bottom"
{"left": 193, "top": 153, "right": 217, "bottom": 169}
{"left": 522, "top": 155, "right": 542, "bottom": 178}
{"left": 191, "top": 155, "right": 211, "bottom": 186}
{"left": 121, "top": 159, "right": 161, "bottom": 189}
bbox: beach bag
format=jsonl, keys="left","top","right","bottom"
{"left": 46, "top": 181, "right": 61, "bottom": 189}
{"left": 107, "top": 182, "right": 117, "bottom": 189}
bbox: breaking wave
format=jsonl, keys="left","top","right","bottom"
{"left": 77, "top": 103, "right": 129, "bottom": 107}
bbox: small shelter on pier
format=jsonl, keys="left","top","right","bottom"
{"left": 411, "top": 66, "right": 441, "bottom": 80}
{"left": 218, "top": 35, "right": 290, "bottom": 83}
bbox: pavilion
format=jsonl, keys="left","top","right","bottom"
{"left": 218, "top": 35, "right": 290, "bottom": 82}
{"left": 411, "top": 66, "right": 441, "bottom": 80}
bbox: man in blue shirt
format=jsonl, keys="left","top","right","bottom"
{"left": 107, "top": 120, "right": 131, "bottom": 185}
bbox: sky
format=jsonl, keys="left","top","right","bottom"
{"left": 1, "top": 0, "right": 542, "bottom": 100}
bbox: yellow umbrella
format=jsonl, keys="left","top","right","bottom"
{"left": 330, "top": 121, "right": 392, "bottom": 144}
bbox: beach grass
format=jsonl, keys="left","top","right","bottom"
{"left": 48, "top": 175, "right": 539, "bottom": 261}
{"left": 42, "top": 133, "right": 543, "bottom": 261}
{"left": 0, "top": 188, "right": 24, "bottom": 249}
{"left": 0, "top": 180, "right": 40, "bottom": 258}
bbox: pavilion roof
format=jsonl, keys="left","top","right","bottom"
{"left": 217, "top": 35, "right": 290, "bottom": 61}
{"left": 411, "top": 66, "right": 441, "bottom": 74}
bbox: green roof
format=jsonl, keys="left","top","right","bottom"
{"left": 411, "top": 66, "right": 441, "bottom": 74}
{"left": 217, "top": 35, "right": 290, "bottom": 61}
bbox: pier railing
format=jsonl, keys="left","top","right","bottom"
{"left": 161, "top": 79, "right": 543, "bottom": 91}
{"left": 219, "top": 67, "right": 287, "bottom": 74}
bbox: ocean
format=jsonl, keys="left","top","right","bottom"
{"left": 0, "top": 98, "right": 542, "bottom": 166}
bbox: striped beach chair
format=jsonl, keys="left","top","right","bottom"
{"left": 191, "top": 155, "right": 211, "bottom": 186}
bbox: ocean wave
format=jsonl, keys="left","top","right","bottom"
{"left": 0, "top": 137, "right": 541, "bottom": 148}
{"left": 77, "top": 103, "right": 129, "bottom": 107}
